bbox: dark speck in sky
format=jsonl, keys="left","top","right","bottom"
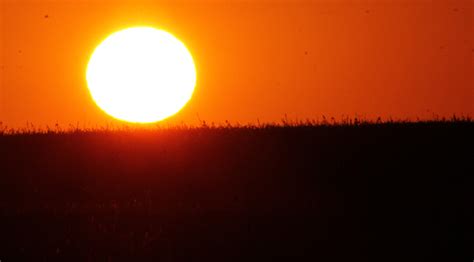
{"left": 44, "top": 14, "right": 49, "bottom": 18}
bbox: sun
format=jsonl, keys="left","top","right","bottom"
{"left": 86, "top": 27, "right": 196, "bottom": 123}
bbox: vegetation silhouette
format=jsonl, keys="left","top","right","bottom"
{"left": 0, "top": 119, "right": 471, "bottom": 261}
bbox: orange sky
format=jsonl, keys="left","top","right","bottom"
{"left": 1, "top": 0, "right": 472, "bottom": 128}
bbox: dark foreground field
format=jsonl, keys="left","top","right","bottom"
{"left": 0, "top": 122, "right": 472, "bottom": 261}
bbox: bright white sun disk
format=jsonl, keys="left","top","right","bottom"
{"left": 86, "top": 27, "right": 196, "bottom": 123}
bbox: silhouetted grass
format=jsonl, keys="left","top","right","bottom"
{"left": 0, "top": 120, "right": 472, "bottom": 261}
{"left": 0, "top": 115, "right": 471, "bottom": 135}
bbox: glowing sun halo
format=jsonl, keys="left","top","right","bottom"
{"left": 86, "top": 27, "right": 196, "bottom": 123}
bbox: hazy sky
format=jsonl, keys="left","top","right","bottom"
{"left": 1, "top": 0, "right": 472, "bottom": 128}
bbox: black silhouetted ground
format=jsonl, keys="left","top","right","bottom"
{"left": 0, "top": 121, "right": 472, "bottom": 261}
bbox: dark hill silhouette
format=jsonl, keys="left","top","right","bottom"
{"left": 0, "top": 121, "right": 472, "bottom": 261}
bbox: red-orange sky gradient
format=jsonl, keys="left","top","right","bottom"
{"left": 1, "top": 0, "right": 473, "bottom": 128}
